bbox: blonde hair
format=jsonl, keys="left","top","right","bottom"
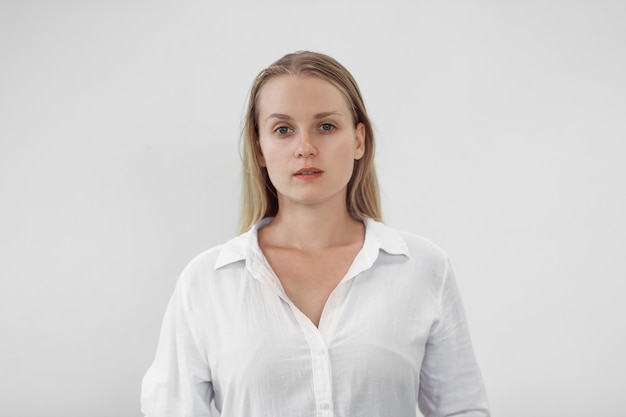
{"left": 238, "top": 51, "right": 381, "bottom": 233}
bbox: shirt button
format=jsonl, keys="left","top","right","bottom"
{"left": 320, "top": 402, "right": 330, "bottom": 410}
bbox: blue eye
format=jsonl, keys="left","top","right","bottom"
{"left": 275, "top": 126, "right": 291, "bottom": 135}
{"left": 320, "top": 123, "right": 335, "bottom": 131}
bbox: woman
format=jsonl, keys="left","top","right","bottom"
{"left": 141, "top": 51, "right": 490, "bottom": 417}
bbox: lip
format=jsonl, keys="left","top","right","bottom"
{"left": 294, "top": 167, "right": 324, "bottom": 180}
{"left": 294, "top": 167, "right": 323, "bottom": 175}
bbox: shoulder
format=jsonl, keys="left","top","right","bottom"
{"left": 366, "top": 221, "right": 454, "bottom": 302}
{"left": 180, "top": 244, "right": 225, "bottom": 275}
{"left": 174, "top": 244, "right": 225, "bottom": 290}
{"left": 367, "top": 220, "right": 452, "bottom": 287}
{"left": 174, "top": 220, "right": 274, "bottom": 297}
{"left": 183, "top": 224, "right": 257, "bottom": 273}
{"left": 368, "top": 219, "right": 449, "bottom": 263}
{"left": 398, "top": 229, "right": 449, "bottom": 263}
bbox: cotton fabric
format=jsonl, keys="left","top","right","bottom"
{"left": 141, "top": 218, "right": 490, "bottom": 417}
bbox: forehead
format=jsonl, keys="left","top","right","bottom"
{"left": 257, "top": 75, "right": 351, "bottom": 119}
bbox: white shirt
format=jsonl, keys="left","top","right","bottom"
{"left": 141, "top": 218, "right": 490, "bottom": 417}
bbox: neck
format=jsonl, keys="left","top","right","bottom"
{"left": 264, "top": 201, "right": 364, "bottom": 251}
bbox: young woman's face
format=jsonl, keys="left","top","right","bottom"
{"left": 257, "top": 75, "right": 365, "bottom": 211}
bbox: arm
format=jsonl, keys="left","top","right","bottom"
{"left": 141, "top": 278, "right": 213, "bottom": 417}
{"left": 418, "top": 259, "right": 490, "bottom": 417}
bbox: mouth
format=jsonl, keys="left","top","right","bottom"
{"left": 295, "top": 167, "right": 323, "bottom": 175}
{"left": 294, "top": 167, "right": 324, "bottom": 178}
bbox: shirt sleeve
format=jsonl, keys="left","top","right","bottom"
{"left": 417, "top": 258, "right": 491, "bottom": 417}
{"left": 141, "top": 276, "right": 214, "bottom": 417}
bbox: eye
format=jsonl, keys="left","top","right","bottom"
{"left": 274, "top": 126, "right": 292, "bottom": 135}
{"left": 320, "top": 123, "right": 335, "bottom": 132}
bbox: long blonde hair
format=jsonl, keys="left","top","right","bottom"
{"left": 238, "top": 51, "right": 381, "bottom": 233}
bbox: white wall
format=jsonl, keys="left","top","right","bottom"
{"left": 1, "top": 1, "right": 625, "bottom": 416}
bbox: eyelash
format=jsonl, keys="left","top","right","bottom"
{"left": 273, "top": 123, "right": 336, "bottom": 135}
{"left": 274, "top": 126, "right": 292, "bottom": 135}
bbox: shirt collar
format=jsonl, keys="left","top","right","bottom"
{"left": 214, "top": 217, "right": 409, "bottom": 270}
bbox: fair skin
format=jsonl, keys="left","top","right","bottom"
{"left": 256, "top": 75, "right": 366, "bottom": 327}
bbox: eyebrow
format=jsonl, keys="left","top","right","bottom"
{"left": 265, "top": 111, "right": 344, "bottom": 122}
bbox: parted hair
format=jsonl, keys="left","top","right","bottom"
{"left": 238, "top": 51, "right": 382, "bottom": 234}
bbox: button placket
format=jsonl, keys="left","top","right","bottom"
{"left": 290, "top": 310, "right": 334, "bottom": 416}
{"left": 310, "top": 338, "right": 333, "bottom": 416}
{"left": 318, "top": 280, "right": 353, "bottom": 345}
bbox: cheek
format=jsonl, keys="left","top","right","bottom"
{"left": 335, "top": 147, "right": 358, "bottom": 179}
{"left": 257, "top": 139, "right": 279, "bottom": 167}
{"left": 257, "top": 144, "right": 286, "bottom": 182}
{"left": 255, "top": 139, "right": 267, "bottom": 167}
{"left": 258, "top": 144, "right": 278, "bottom": 168}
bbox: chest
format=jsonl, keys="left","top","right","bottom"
{"left": 201, "top": 264, "right": 435, "bottom": 415}
{"left": 262, "top": 245, "right": 360, "bottom": 327}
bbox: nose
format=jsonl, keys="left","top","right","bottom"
{"left": 295, "top": 131, "right": 317, "bottom": 158}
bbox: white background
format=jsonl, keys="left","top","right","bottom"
{"left": 1, "top": 1, "right": 625, "bottom": 416}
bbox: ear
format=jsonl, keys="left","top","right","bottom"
{"left": 256, "top": 140, "right": 266, "bottom": 167}
{"left": 354, "top": 122, "right": 366, "bottom": 160}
